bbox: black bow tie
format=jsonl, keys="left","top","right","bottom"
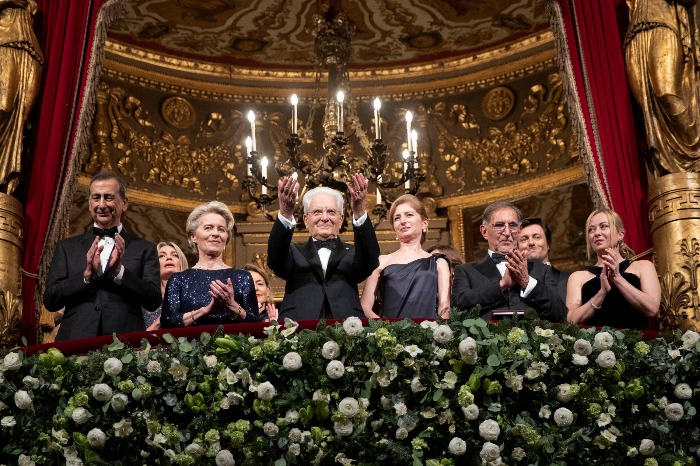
{"left": 491, "top": 253, "right": 507, "bottom": 264}
{"left": 93, "top": 226, "right": 119, "bottom": 238}
{"left": 315, "top": 239, "right": 337, "bottom": 250}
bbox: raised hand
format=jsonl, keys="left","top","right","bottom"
{"left": 347, "top": 173, "right": 368, "bottom": 219}
{"left": 278, "top": 176, "right": 299, "bottom": 220}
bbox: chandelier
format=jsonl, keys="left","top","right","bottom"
{"left": 242, "top": 5, "right": 424, "bottom": 225}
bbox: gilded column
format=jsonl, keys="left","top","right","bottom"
{"left": 0, "top": 193, "right": 22, "bottom": 346}
{"left": 648, "top": 173, "right": 700, "bottom": 332}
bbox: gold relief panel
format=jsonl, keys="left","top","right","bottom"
{"left": 161, "top": 96, "right": 197, "bottom": 130}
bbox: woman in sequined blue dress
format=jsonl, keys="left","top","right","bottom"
{"left": 161, "top": 201, "right": 261, "bottom": 328}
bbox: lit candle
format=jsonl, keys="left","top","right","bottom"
{"left": 403, "top": 149, "right": 410, "bottom": 189}
{"left": 373, "top": 98, "right": 381, "bottom": 140}
{"left": 291, "top": 94, "right": 298, "bottom": 134}
{"left": 291, "top": 171, "right": 298, "bottom": 181}
{"left": 411, "top": 129, "right": 418, "bottom": 157}
{"left": 261, "top": 156, "right": 268, "bottom": 195}
{"left": 376, "top": 187, "right": 382, "bottom": 205}
{"left": 244, "top": 136, "right": 252, "bottom": 176}
{"left": 336, "top": 90, "right": 344, "bottom": 133}
{"left": 247, "top": 110, "right": 256, "bottom": 152}
{"left": 405, "top": 110, "right": 413, "bottom": 152}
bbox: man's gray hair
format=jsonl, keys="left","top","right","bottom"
{"left": 302, "top": 187, "right": 344, "bottom": 214}
{"left": 482, "top": 201, "right": 522, "bottom": 225}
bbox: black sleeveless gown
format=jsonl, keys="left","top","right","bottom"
{"left": 581, "top": 260, "right": 648, "bottom": 330}
{"left": 377, "top": 255, "right": 442, "bottom": 318}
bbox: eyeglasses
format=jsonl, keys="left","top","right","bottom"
{"left": 308, "top": 209, "right": 340, "bottom": 218}
{"left": 492, "top": 221, "right": 520, "bottom": 232}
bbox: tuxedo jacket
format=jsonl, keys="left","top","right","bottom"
{"left": 451, "top": 255, "right": 566, "bottom": 322}
{"left": 267, "top": 217, "right": 380, "bottom": 320}
{"left": 547, "top": 265, "right": 571, "bottom": 313}
{"left": 43, "top": 230, "right": 161, "bottom": 341}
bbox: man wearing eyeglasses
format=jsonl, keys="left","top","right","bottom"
{"left": 451, "top": 201, "right": 565, "bottom": 322}
{"left": 268, "top": 173, "right": 380, "bottom": 320}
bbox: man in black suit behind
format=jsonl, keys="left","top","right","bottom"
{"left": 451, "top": 201, "right": 566, "bottom": 322}
{"left": 44, "top": 171, "right": 161, "bottom": 340}
{"left": 518, "top": 217, "right": 570, "bottom": 311}
{"left": 268, "top": 173, "right": 380, "bottom": 320}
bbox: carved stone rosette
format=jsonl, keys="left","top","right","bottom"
{"left": 0, "top": 193, "right": 23, "bottom": 346}
{"left": 648, "top": 173, "right": 700, "bottom": 333}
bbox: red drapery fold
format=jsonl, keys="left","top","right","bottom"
{"left": 551, "top": 0, "right": 652, "bottom": 256}
{"left": 20, "top": 0, "right": 117, "bottom": 345}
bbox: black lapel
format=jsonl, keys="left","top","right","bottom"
{"left": 474, "top": 255, "right": 501, "bottom": 281}
{"left": 300, "top": 238, "right": 324, "bottom": 280}
{"left": 325, "top": 238, "right": 349, "bottom": 277}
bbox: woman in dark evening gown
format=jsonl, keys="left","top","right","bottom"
{"left": 161, "top": 201, "right": 261, "bottom": 328}
{"left": 361, "top": 194, "right": 450, "bottom": 319}
{"left": 566, "top": 209, "right": 660, "bottom": 329}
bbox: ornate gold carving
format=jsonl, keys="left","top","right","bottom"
{"left": 434, "top": 73, "right": 573, "bottom": 188}
{"left": 161, "top": 96, "right": 196, "bottom": 129}
{"left": 0, "top": 289, "right": 21, "bottom": 347}
{"left": 658, "top": 272, "right": 692, "bottom": 330}
{"left": 89, "top": 85, "right": 246, "bottom": 198}
{"left": 482, "top": 86, "right": 515, "bottom": 121}
{"left": 678, "top": 238, "right": 700, "bottom": 314}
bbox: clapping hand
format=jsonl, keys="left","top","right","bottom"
{"left": 505, "top": 249, "right": 530, "bottom": 288}
{"left": 106, "top": 234, "right": 125, "bottom": 279}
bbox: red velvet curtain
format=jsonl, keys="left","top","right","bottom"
{"left": 20, "top": 0, "right": 114, "bottom": 345}
{"left": 551, "top": 0, "right": 652, "bottom": 256}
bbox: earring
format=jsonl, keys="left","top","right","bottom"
{"left": 422, "top": 228, "right": 427, "bottom": 233}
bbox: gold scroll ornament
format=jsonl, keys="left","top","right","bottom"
{"left": 648, "top": 172, "right": 700, "bottom": 333}
{"left": 0, "top": 193, "right": 22, "bottom": 346}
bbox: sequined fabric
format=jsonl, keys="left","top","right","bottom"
{"left": 161, "top": 268, "right": 260, "bottom": 328}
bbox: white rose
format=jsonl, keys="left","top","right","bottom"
{"left": 146, "top": 360, "right": 162, "bottom": 373}
{"left": 459, "top": 337, "right": 477, "bottom": 357}
{"left": 338, "top": 397, "right": 359, "bottom": 418}
{"left": 394, "top": 402, "right": 408, "bottom": 416}
{"left": 681, "top": 330, "right": 700, "bottom": 349}
{"left": 596, "top": 350, "right": 616, "bottom": 369}
{"left": 478, "top": 419, "right": 500, "bottom": 441}
{"left": 342, "top": 316, "right": 364, "bottom": 336}
{"left": 110, "top": 393, "right": 129, "bottom": 412}
{"left": 185, "top": 443, "right": 204, "bottom": 457}
{"left": 321, "top": 341, "right": 341, "bottom": 359}
{"left": 263, "top": 422, "right": 279, "bottom": 437}
{"left": 113, "top": 418, "right": 133, "bottom": 437}
{"left": 639, "top": 439, "right": 655, "bottom": 456}
{"left": 433, "top": 325, "right": 453, "bottom": 344}
{"left": 215, "top": 449, "right": 236, "bottom": 466}
{"left": 256, "top": 381, "right": 277, "bottom": 400}
{"left": 668, "top": 348, "right": 682, "bottom": 359}
{"left": 87, "top": 428, "right": 106, "bottom": 448}
{"left": 3, "top": 352, "right": 22, "bottom": 370}
{"left": 480, "top": 442, "right": 501, "bottom": 462}
{"left": 539, "top": 405, "right": 551, "bottom": 419}
{"left": 674, "top": 383, "right": 693, "bottom": 400}
{"left": 448, "top": 437, "right": 467, "bottom": 455}
{"left": 462, "top": 404, "right": 480, "bottom": 420}
{"left": 627, "top": 447, "right": 639, "bottom": 457}
{"left": 1, "top": 415, "right": 16, "bottom": 427}
{"left": 597, "top": 413, "right": 612, "bottom": 427}
{"left": 554, "top": 407, "right": 573, "bottom": 427}
{"left": 557, "top": 384, "right": 573, "bottom": 403}
{"left": 22, "top": 376, "right": 40, "bottom": 388}
{"left": 380, "top": 396, "right": 393, "bottom": 410}
{"left": 411, "top": 377, "right": 426, "bottom": 393}
{"left": 572, "top": 354, "right": 589, "bottom": 365}
{"left": 18, "top": 454, "right": 35, "bottom": 466}
{"left": 395, "top": 427, "right": 408, "bottom": 440}
{"left": 665, "top": 402, "right": 684, "bottom": 422}
{"left": 288, "top": 427, "right": 302, "bottom": 442}
{"left": 326, "top": 360, "right": 345, "bottom": 379}
{"left": 285, "top": 410, "right": 299, "bottom": 424}
{"left": 103, "top": 357, "right": 123, "bottom": 376}
{"left": 313, "top": 389, "right": 330, "bottom": 403}
{"left": 593, "top": 332, "right": 614, "bottom": 350}
{"left": 14, "top": 390, "right": 32, "bottom": 410}
{"left": 334, "top": 420, "right": 354, "bottom": 436}
{"left": 282, "top": 352, "right": 303, "bottom": 371}
{"left": 203, "top": 355, "right": 218, "bottom": 368}
{"left": 92, "top": 383, "right": 113, "bottom": 402}
{"left": 71, "top": 407, "right": 90, "bottom": 424}
{"left": 573, "top": 339, "right": 593, "bottom": 356}
{"left": 511, "top": 447, "right": 526, "bottom": 461}
{"left": 288, "top": 442, "right": 301, "bottom": 456}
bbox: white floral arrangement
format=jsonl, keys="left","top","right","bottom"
{"left": 0, "top": 311, "right": 699, "bottom": 465}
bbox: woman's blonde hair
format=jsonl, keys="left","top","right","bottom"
{"left": 186, "top": 201, "right": 234, "bottom": 253}
{"left": 243, "top": 263, "right": 271, "bottom": 303}
{"left": 157, "top": 242, "right": 189, "bottom": 271}
{"left": 585, "top": 209, "right": 634, "bottom": 260}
